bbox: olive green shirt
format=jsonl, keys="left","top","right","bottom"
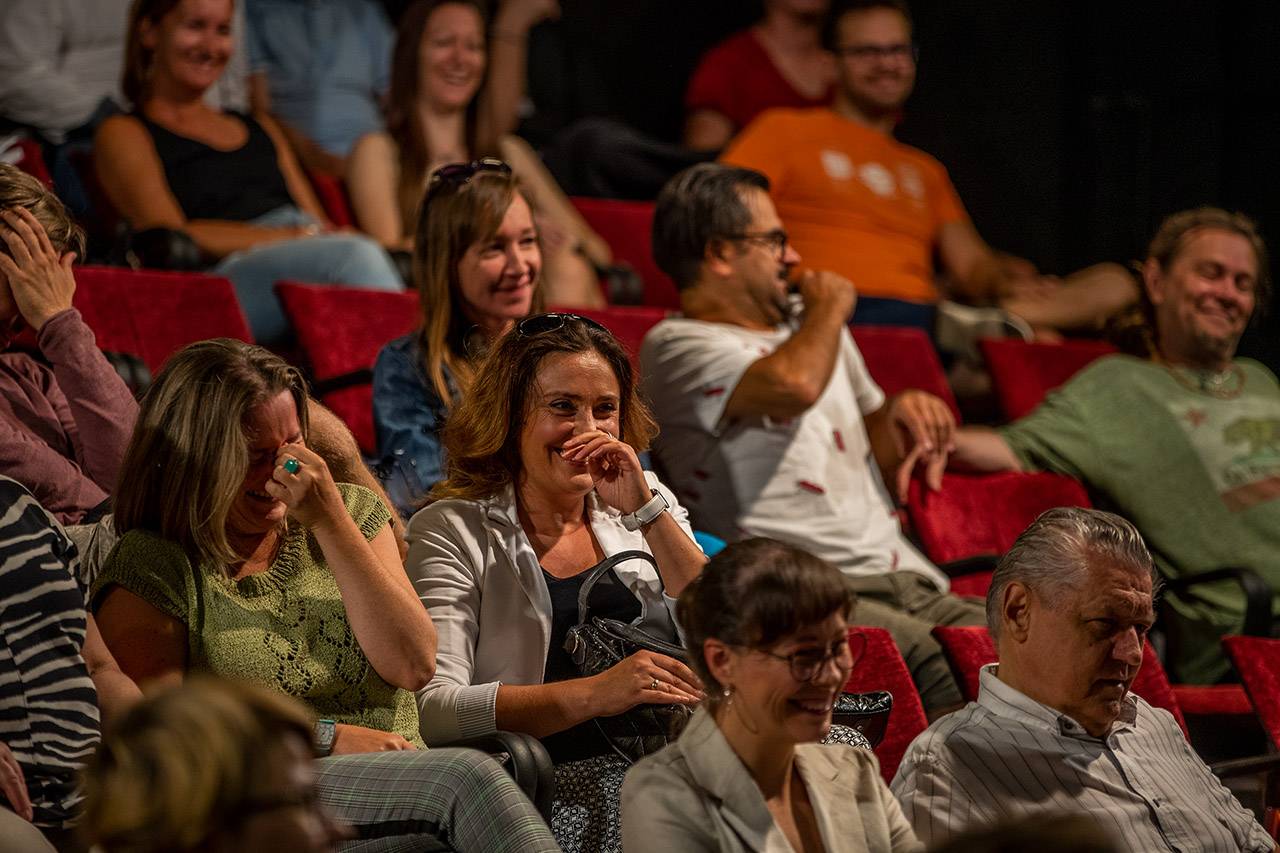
{"left": 92, "top": 483, "right": 423, "bottom": 744}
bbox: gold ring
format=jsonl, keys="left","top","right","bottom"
{"left": 650, "top": 678, "right": 661, "bottom": 691}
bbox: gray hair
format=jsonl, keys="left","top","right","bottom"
{"left": 986, "top": 507, "right": 1159, "bottom": 638}
{"left": 651, "top": 162, "right": 770, "bottom": 291}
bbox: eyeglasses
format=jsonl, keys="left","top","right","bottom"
{"left": 756, "top": 636, "right": 861, "bottom": 683}
{"left": 835, "top": 43, "right": 919, "bottom": 63}
{"left": 723, "top": 228, "right": 789, "bottom": 257}
{"left": 515, "top": 312, "right": 610, "bottom": 338}
{"left": 424, "top": 158, "right": 513, "bottom": 205}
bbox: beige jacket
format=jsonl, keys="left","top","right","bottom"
{"left": 621, "top": 707, "right": 923, "bottom": 853}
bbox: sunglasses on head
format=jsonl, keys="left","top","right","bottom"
{"left": 515, "top": 312, "right": 609, "bottom": 338}
{"left": 424, "top": 158, "right": 513, "bottom": 205}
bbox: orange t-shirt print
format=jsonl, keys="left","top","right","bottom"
{"left": 722, "top": 108, "right": 968, "bottom": 303}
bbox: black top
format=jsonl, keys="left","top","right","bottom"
{"left": 136, "top": 111, "right": 295, "bottom": 222}
{"left": 540, "top": 563, "right": 641, "bottom": 763}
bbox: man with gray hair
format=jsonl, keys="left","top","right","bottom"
{"left": 890, "top": 507, "right": 1273, "bottom": 851}
{"left": 642, "top": 161, "right": 980, "bottom": 715}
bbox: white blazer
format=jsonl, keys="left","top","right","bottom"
{"left": 404, "top": 472, "right": 696, "bottom": 744}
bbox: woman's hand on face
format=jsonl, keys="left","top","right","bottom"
{"left": 560, "top": 430, "right": 651, "bottom": 514}
{"left": 331, "top": 723, "right": 417, "bottom": 755}
{"left": 265, "top": 443, "right": 344, "bottom": 530}
{"left": 589, "top": 650, "right": 704, "bottom": 718}
{"left": 0, "top": 207, "right": 77, "bottom": 332}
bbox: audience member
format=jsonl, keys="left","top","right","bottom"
{"left": 642, "top": 162, "right": 980, "bottom": 715}
{"left": 949, "top": 207, "right": 1280, "bottom": 683}
{"left": 684, "top": 0, "right": 834, "bottom": 152}
{"left": 891, "top": 507, "right": 1272, "bottom": 851}
{"left": 406, "top": 313, "right": 706, "bottom": 852}
{"left": 721, "top": 0, "right": 1135, "bottom": 336}
{"left": 372, "top": 160, "right": 540, "bottom": 517}
{"left": 82, "top": 677, "right": 348, "bottom": 853}
{"left": 94, "top": 0, "right": 404, "bottom": 345}
{"left": 245, "top": 0, "right": 394, "bottom": 176}
{"left": 346, "top": 0, "right": 608, "bottom": 307}
{"left": 91, "top": 339, "right": 557, "bottom": 851}
{"left": 622, "top": 537, "right": 922, "bottom": 853}
{"left": 0, "top": 475, "right": 140, "bottom": 853}
{"left": 0, "top": 164, "right": 136, "bottom": 524}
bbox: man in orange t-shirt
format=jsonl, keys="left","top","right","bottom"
{"left": 722, "top": 0, "right": 1136, "bottom": 334}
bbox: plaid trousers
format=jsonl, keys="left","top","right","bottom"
{"left": 315, "top": 747, "right": 560, "bottom": 852}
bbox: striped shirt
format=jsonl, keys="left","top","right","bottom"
{"left": 890, "top": 664, "right": 1272, "bottom": 852}
{"left": 0, "top": 477, "right": 100, "bottom": 828}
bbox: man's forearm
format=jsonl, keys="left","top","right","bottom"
{"left": 951, "top": 427, "right": 1023, "bottom": 473}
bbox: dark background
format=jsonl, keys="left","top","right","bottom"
{"left": 389, "top": 0, "right": 1279, "bottom": 366}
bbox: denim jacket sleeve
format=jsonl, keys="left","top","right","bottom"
{"left": 372, "top": 335, "right": 449, "bottom": 515}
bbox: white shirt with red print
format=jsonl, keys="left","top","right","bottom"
{"left": 640, "top": 319, "right": 946, "bottom": 590}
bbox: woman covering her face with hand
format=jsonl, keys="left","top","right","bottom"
{"left": 90, "top": 339, "right": 558, "bottom": 852}
{"left": 406, "top": 314, "right": 707, "bottom": 852}
{"left": 622, "top": 538, "right": 923, "bottom": 853}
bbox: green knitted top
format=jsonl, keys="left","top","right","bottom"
{"left": 91, "top": 484, "right": 423, "bottom": 746}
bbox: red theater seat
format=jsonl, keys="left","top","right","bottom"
{"left": 980, "top": 337, "right": 1117, "bottom": 420}
{"left": 73, "top": 265, "right": 252, "bottom": 372}
{"left": 843, "top": 626, "right": 928, "bottom": 783}
{"left": 570, "top": 197, "right": 679, "bottom": 310}
{"left": 275, "top": 282, "right": 419, "bottom": 454}
{"left": 1224, "top": 636, "right": 1280, "bottom": 749}
{"left": 907, "top": 472, "right": 1092, "bottom": 568}
{"left": 307, "top": 170, "right": 355, "bottom": 228}
{"left": 851, "top": 325, "right": 960, "bottom": 423}
{"left": 549, "top": 304, "right": 670, "bottom": 374}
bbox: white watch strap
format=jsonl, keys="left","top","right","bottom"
{"left": 622, "top": 489, "right": 669, "bottom": 531}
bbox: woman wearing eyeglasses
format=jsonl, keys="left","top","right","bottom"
{"left": 405, "top": 313, "right": 708, "bottom": 852}
{"left": 622, "top": 537, "right": 924, "bottom": 853}
{"left": 345, "top": 0, "right": 608, "bottom": 308}
{"left": 371, "top": 160, "right": 541, "bottom": 518}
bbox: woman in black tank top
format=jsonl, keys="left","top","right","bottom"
{"left": 94, "top": 0, "right": 404, "bottom": 344}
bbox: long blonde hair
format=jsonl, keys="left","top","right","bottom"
{"left": 412, "top": 168, "right": 543, "bottom": 407}
{"left": 113, "top": 339, "right": 310, "bottom": 570}
{"left": 82, "top": 677, "right": 314, "bottom": 853}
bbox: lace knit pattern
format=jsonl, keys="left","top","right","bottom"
{"left": 92, "top": 484, "right": 422, "bottom": 745}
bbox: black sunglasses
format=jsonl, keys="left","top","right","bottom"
{"left": 425, "top": 158, "right": 513, "bottom": 205}
{"left": 515, "top": 312, "right": 610, "bottom": 338}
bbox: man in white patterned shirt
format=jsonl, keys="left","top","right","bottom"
{"left": 891, "top": 507, "right": 1274, "bottom": 851}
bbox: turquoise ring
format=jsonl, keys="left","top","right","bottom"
{"left": 283, "top": 457, "right": 301, "bottom": 474}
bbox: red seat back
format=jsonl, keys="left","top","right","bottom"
{"left": 307, "top": 170, "right": 355, "bottom": 228}
{"left": 933, "top": 625, "right": 1188, "bottom": 738}
{"left": 1223, "top": 636, "right": 1280, "bottom": 750}
{"left": 931, "top": 625, "right": 996, "bottom": 703}
{"left": 548, "top": 304, "right": 669, "bottom": 375}
{"left": 851, "top": 325, "right": 960, "bottom": 423}
{"left": 570, "top": 197, "right": 679, "bottom": 310}
{"left": 980, "top": 337, "right": 1117, "bottom": 420}
{"left": 12, "top": 138, "right": 53, "bottom": 186}
{"left": 843, "top": 626, "right": 928, "bottom": 783}
{"left": 275, "top": 282, "right": 419, "bottom": 454}
{"left": 73, "top": 265, "right": 252, "bottom": 372}
{"left": 907, "top": 472, "right": 1092, "bottom": 565}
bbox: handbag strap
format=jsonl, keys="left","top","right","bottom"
{"left": 573, "top": 549, "right": 659, "bottom": 626}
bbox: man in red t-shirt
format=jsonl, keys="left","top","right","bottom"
{"left": 722, "top": 0, "right": 1137, "bottom": 336}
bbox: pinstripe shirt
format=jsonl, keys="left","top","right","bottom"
{"left": 890, "top": 665, "right": 1272, "bottom": 851}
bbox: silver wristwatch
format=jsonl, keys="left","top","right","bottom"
{"left": 621, "top": 490, "right": 670, "bottom": 531}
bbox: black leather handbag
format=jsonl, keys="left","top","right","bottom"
{"left": 562, "top": 550, "right": 693, "bottom": 763}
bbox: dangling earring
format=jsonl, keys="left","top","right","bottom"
{"left": 722, "top": 685, "right": 734, "bottom": 707}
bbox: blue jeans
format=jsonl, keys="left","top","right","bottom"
{"left": 214, "top": 206, "right": 403, "bottom": 344}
